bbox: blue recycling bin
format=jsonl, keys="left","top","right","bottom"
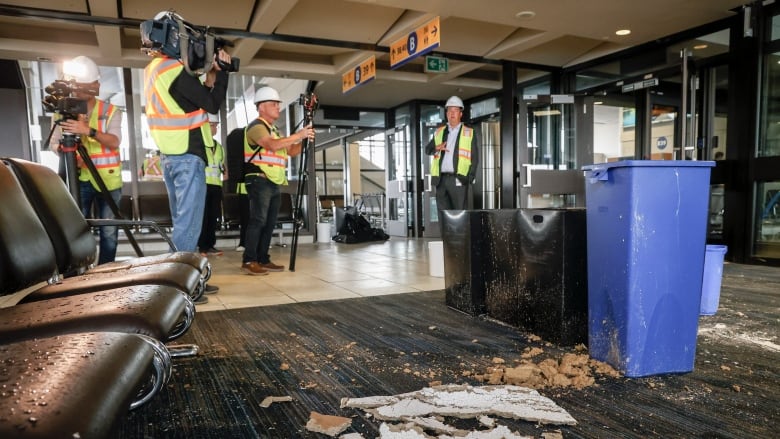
{"left": 583, "top": 160, "right": 715, "bottom": 377}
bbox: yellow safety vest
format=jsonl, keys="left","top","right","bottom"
{"left": 205, "top": 140, "right": 224, "bottom": 186}
{"left": 244, "top": 117, "right": 288, "bottom": 185}
{"left": 430, "top": 125, "right": 474, "bottom": 178}
{"left": 79, "top": 100, "right": 122, "bottom": 191}
{"left": 144, "top": 57, "right": 211, "bottom": 154}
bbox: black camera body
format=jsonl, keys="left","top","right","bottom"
{"left": 140, "top": 12, "right": 239, "bottom": 75}
{"left": 43, "top": 80, "right": 90, "bottom": 121}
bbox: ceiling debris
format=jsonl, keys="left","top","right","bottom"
{"left": 259, "top": 395, "right": 293, "bottom": 408}
{"left": 341, "top": 384, "right": 577, "bottom": 426}
{"left": 306, "top": 411, "right": 352, "bottom": 437}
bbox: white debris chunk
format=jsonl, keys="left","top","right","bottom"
{"left": 402, "top": 416, "right": 459, "bottom": 434}
{"left": 440, "top": 424, "right": 531, "bottom": 439}
{"left": 339, "top": 433, "right": 366, "bottom": 439}
{"left": 259, "top": 395, "right": 293, "bottom": 408}
{"left": 343, "top": 384, "right": 576, "bottom": 426}
{"left": 478, "top": 415, "right": 495, "bottom": 427}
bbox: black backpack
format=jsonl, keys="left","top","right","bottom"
{"left": 225, "top": 127, "right": 262, "bottom": 193}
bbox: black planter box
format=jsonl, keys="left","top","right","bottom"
{"left": 441, "top": 208, "right": 588, "bottom": 345}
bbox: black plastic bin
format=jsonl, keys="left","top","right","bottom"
{"left": 441, "top": 208, "right": 588, "bottom": 345}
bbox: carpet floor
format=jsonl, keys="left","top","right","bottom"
{"left": 118, "top": 263, "right": 778, "bottom": 438}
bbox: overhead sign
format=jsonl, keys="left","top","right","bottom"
{"left": 424, "top": 55, "right": 448, "bottom": 73}
{"left": 390, "top": 16, "right": 440, "bottom": 69}
{"left": 342, "top": 55, "right": 376, "bottom": 94}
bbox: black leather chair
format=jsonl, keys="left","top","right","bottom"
{"left": 3, "top": 157, "right": 211, "bottom": 286}
{"left": 0, "top": 332, "right": 172, "bottom": 437}
{"left": 0, "top": 160, "right": 195, "bottom": 344}
{"left": 1, "top": 158, "right": 205, "bottom": 303}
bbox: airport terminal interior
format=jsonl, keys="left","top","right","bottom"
{"left": 0, "top": 1, "right": 778, "bottom": 438}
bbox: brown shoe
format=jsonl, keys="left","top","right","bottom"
{"left": 241, "top": 261, "right": 268, "bottom": 276}
{"left": 260, "top": 261, "right": 284, "bottom": 272}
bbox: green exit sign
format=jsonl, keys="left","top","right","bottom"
{"left": 425, "top": 56, "right": 448, "bottom": 73}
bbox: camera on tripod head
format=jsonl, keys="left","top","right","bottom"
{"left": 298, "top": 92, "right": 319, "bottom": 121}
{"left": 140, "top": 10, "right": 240, "bottom": 76}
{"left": 43, "top": 80, "right": 91, "bottom": 121}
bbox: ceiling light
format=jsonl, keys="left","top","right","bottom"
{"left": 694, "top": 44, "right": 708, "bottom": 50}
{"left": 615, "top": 29, "right": 631, "bottom": 36}
{"left": 515, "top": 11, "right": 536, "bottom": 20}
{"left": 594, "top": 101, "right": 603, "bottom": 105}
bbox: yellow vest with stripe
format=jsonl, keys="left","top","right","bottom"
{"left": 244, "top": 117, "right": 288, "bottom": 185}
{"left": 430, "top": 125, "right": 474, "bottom": 178}
{"left": 144, "top": 57, "right": 212, "bottom": 154}
{"left": 76, "top": 100, "right": 122, "bottom": 191}
{"left": 205, "top": 140, "right": 224, "bottom": 186}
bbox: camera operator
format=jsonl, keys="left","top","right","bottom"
{"left": 143, "top": 11, "right": 232, "bottom": 255}
{"left": 240, "top": 86, "right": 315, "bottom": 275}
{"left": 49, "top": 55, "right": 123, "bottom": 265}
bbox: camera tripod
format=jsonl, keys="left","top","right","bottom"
{"left": 288, "top": 90, "right": 318, "bottom": 272}
{"left": 49, "top": 124, "right": 145, "bottom": 256}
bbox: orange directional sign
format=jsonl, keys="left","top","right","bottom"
{"left": 390, "top": 16, "right": 440, "bottom": 69}
{"left": 342, "top": 55, "right": 376, "bottom": 94}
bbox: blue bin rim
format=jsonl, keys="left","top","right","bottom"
{"left": 582, "top": 160, "right": 715, "bottom": 172}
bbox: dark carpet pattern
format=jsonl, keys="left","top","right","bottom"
{"left": 119, "top": 264, "right": 778, "bottom": 438}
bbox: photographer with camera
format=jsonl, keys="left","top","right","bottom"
{"left": 241, "top": 86, "right": 315, "bottom": 275}
{"left": 142, "top": 10, "right": 232, "bottom": 256}
{"left": 49, "top": 55, "right": 123, "bottom": 265}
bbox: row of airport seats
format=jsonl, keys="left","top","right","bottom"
{"left": 0, "top": 157, "right": 211, "bottom": 438}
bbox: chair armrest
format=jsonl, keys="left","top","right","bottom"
{"left": 87, "top": 218, "right": 177, "bottom": 252}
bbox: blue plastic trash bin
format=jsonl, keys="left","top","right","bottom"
{"left": 700, "top": 245, "right": 728, "bottom": 315}
{"left": 583, "top": 160, "right": 715, "bottom": 377}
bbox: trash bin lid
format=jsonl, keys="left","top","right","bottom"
{"left": 582, "top": 160, "right": 715, "bottom": 172}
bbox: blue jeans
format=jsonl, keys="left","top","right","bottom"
{"left": 80, "top": 181, "right": 121, "bottom": 265}
{"left": 161, "top": 153, "right": 206, "bottom": 252}
{"left": 243, "top": 175, "right": 280, "bottom": 264}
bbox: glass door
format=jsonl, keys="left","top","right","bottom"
{"left": 385, "top": 125, "right": 411, "bottom": 237}
{"left": 518, "top": 95, "right": 583, "bottom": 208}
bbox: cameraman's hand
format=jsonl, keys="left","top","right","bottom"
{"left": 59, "top": 118, "right": 89, "bottom": 137}
{"left": 213, "top": 50, "right": 232, "bottom": 72}
{"left": 297, "top": 124, "right": 315, "bottom": 142}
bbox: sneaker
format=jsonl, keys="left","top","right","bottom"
{"left": 260, "top": 261, "right": 284, "bottom": 272}
{"left": 206, "top": 247, "right": 224, "bottom": 256}
{"left": 204, "top": 284, "right": 219, "bottom": 294}
{"left": 194, "top": 295, "right": 209, "bottom": 304}
{"left": 235, "top": 245, "right": 245, "bottom": 252}
{"left": 241, "top": 261, "right": 268, "bottom": 275}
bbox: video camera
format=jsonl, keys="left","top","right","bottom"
{"left": 140, "top": 10, "right": 240, "bottom": 76}
{"left": 298, "top": 92, "right": 319, "bottom": 122}
{"left": 42, "top": 80, "right": 93, "bottom": 121}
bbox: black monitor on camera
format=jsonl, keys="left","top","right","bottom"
{"left": 140, "top": 10, "right": 239, "bottom": 76}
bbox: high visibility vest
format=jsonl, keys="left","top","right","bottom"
{"left": 144, "top": 57, "right": 211, "bottom": 154}
{"left": 205, "top": 140, "right": 224, "bottom": 186}
{"left": 430, "top": 125, "right": 474, "bottom": 179}
{"left": 79, "top": 100, "right": 122, "bottom": 191}
{"left": 244, "top": 117, "right": 288, "bottom": 185}
{"left": 236, "top": 182, "right": 247, "bottom": 194}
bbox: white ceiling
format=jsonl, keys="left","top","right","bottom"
{"left": 0, "top": 0, "right": 751, "bottom": 109}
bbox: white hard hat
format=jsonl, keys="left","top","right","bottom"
{"left": 208, "top": 113, "right": 219, "bottom": 123}
{"left": 154, "top": 10, "right": 184, "bottom": 21}
{"left": 445, "top": 96, "right": 464, "bottom": 109}
{"left": 63, "top": 56, "right": 100, "bottom": 83}
{"left": 254, "top": 86, "right": 281, "bottom": 104}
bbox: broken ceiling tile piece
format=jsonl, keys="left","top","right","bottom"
{"left": 306, "top": 411, "right": 352, "bottom": 437}
{"left": 342, "top": 384, "right": 576, "bottom": 426}
{"left": 378, "top": 422, "right": 532, "bottom": 439}
{"left": 259, "top": 395, "right": 293, "bottom": 408}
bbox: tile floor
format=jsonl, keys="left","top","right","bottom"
{"left": 177, "top": 238, "right": 444, "bottom": 312}
{"left": 0, "top": 238, "right": 445, "bottom": 310}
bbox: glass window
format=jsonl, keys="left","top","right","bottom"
{"left": 592, "top": 101, "right": 637, "bottom": 163}
{"left": 758, "top": 51, "right": 780, "bottom": 157}
{"left": 770, "top": 13, "right": 780, "bottom": 42}
{"left": 755, "top": 181, "right": 780, "bottom": 258}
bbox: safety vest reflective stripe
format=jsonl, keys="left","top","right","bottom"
{"left": 259, "top": 154, "right": 285, "bottom": 167}
{"left": 144, "top": 59, "right": 208, "bottom": 130}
